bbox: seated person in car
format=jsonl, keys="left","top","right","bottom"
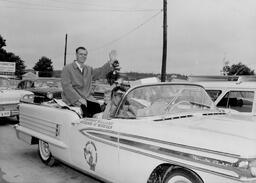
{"left": 94, "top": 86, "right": 126, "bottom": 119}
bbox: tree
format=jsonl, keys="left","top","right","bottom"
{"left": 228, "top": 62, "right": 254, "bottom": 75}
{"left": 222, "top": 62, "right": 255, "bottom": 75}
{"left": 0, "top": 34, "right": 26, "bottom": 79}
{"left": 33, "top": 56, "right": 54, "bottom": 77}
{"left": 0, "top": 35, "right": 6, "bottom": 49}
{"left": 15, "top": 58, "right": 26, "bottom": 79}
{"left": 221, "top": 61, "right": 230, "bottom": 76}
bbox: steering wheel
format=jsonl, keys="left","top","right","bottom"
{"left": 165, "top": 100, "right": 191, "bottom": 113}
{"left": 151, "top": 97, "right": 169, "bottom": 107}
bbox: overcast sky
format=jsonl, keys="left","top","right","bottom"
{"left": 1, "top": 0, "right": 256, "bottom": 75}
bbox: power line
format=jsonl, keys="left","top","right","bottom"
{"left": 47, "top": 0, "right": 159, "bottom": 10}
{"left": 91, "top": 10, "right": 162, "bottom": 51}
{"left": 1, "top": 0, "right": 159, "bottom": 12}
{"left": 2, "top": 6, "right": 159, "bottom": 12}
{"left": 48, "top": 0, "right": 131, "bottom": 9}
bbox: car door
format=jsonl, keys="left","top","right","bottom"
{"left": 112, "top": 85, "right": 160, "bottom": 183}
{"left": 69, "top": 117, "right": 119, "bottom": 182}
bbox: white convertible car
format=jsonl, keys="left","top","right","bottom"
{"left": 15, "top": 82, "right": 256, "bottom": 183}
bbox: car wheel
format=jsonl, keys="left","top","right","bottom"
{"left": 38, "top": 140, "right": 56, "bottom": 166}
{"left": 163, "top": 169, "right": 203, "bottom": 183}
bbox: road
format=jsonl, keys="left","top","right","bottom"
{"left": 0, "top": 117, "right": 102, "bottom": 183}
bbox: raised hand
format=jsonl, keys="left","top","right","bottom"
{"left": 109, "top": 50, "right": 118, "bottom": 64}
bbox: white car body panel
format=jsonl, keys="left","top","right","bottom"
{"left": 70, "top": 119, "right": 119, "bottom": 182}
{"left": 0, "top": 89, "right": 32, "bottom": 105}
{"left": 15, "top": 83, "right": 256, "bottom": 183}
{"left": 0, "top": 87, "right": 33, "bottom": 117}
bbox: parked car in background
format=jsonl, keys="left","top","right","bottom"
{"left": 0, "top": 77, "right": 33, "bottom": 119}
{"left": 15, "top": 81, "right": 256, "bottom": 183}
{"left": 190, "top": 75, "right": 256, "bottom": 116}
{"left": 17, "top": 77, "right": 62, "bottom": 103}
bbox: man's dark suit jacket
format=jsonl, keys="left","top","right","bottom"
{"left": 61, "top": 61, "right": 112, "bottom": 106}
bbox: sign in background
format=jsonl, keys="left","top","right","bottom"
{"left": 0, "top": 61, "right": 16, "bottom": 72}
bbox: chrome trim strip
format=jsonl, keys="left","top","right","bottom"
{"left": 21, "top": 119, "right": 56, "bottom": 133}
{"left": 15, "top": 125, "right": 67, "bottom": 149}
{"left": 21, "top": 123, "right": 56, "bottom": 137}
{"left": 81, "top": 128, "right": 239, "bottom": 158}
{"left": 79, "top": 128, "right": 247, "bottom": 180}
{"left": 80, "top": 129, "right": 118, "bottom": 148}
{"left": 20, "top": 114, "right": 60, "bottom": 137}
{"left": 21, "top": 113, "right": 59, "bottom": 125}
{"left": 154, "top": 114, "right": 193, "bottom": 121}
{"left": 118, "top": 137, "right": 242, "bottom": 177}
{"left": 120, "top": 146, "right": 239, "bottom": 181}
{"left": 120, "top": 132, "right": 240, "bottom": 158}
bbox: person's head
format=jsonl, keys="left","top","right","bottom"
{"left": 111, "top": 86, "right": 126, "bottom": 106}
{"left": 75, "top": 47, "right": 88, "bottom": 64}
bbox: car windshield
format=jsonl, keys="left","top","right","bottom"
{"left": 117, "top": 84, "right": 216, "bottom": 118}
{"left": 34, "top": 79, "right": 62, "bottom": 89}
{"left": 0, "top": 78, "right": 11, "bottom": 89}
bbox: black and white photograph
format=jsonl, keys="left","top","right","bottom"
{"left": 0, "top": 0, "right": 256, "bottom": 183}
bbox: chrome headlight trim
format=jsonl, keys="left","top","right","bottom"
{"left": 236, "top": 159, "right": 256, "bottom": 178}
{"left": 21, "top": 94, "right": 35, "bottom": 103}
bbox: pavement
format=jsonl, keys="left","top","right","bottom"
{"left": 0, "top": 117, "right": 102, "bottom": 183}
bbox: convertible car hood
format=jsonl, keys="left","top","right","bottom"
{"left": 164, "top": 114, "right": 256, "bottom": 157}
{"left": 121, "top": 113, "right": 256, "bottom": 158}
{"left": 0, "top": 89, "right": 33, "bottom": 105}
{"left": 189, "top": 114, "right": 256, "bottom": 139}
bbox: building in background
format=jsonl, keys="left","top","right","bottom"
{"left": 22, "top": 72, "right": 38, "bottom": 80}
{"left": 0, "top": 61, "right": 16, "bottom": 78}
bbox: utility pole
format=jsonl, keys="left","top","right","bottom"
{"left": 161, "top": 0, "right": 167, "bottom": 82}
{"left": 64, "top": 34, "right": 67, "bottom": 66}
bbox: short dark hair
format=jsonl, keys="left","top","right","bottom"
{"left": 111, "top": 86, "right": 126, "bottom": 98}
{"left": 76, "top": 46, "right": 87, "bottom": 53}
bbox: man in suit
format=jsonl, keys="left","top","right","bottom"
{"left": 61, "top": 47, "right": 119, "bottom": 117}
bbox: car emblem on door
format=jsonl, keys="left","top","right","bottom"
{"left": 83, "top": 141, "right": 97, "bottom": 171}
